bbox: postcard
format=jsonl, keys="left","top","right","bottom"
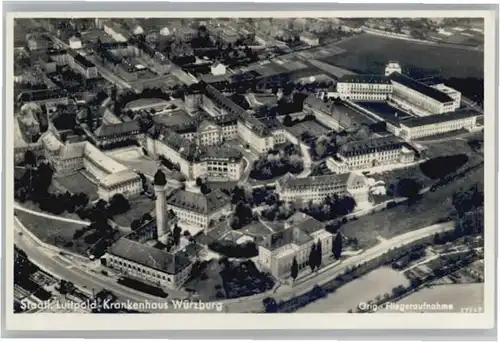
{"left": 4, "top": 7, "right": 496, "bottom": 333}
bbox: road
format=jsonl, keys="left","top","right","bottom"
{"left": 297, "top": 142, "right": 313, "bottom": 178}
{"left": 14, "top": 219, "right": 215, "bottom": 313}
{"left": 14, "top": 203, "right": 91, "bottom": 226}
{"left": 223, "top": 221, "right": 455, "bottom": 312}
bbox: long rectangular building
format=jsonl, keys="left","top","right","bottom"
{"left": 390, "top": 73, "right": 455, "bottom": 115}
{"left": 326, "top": 136, "right": 415, "bottom": 173}
{"left": 337, "top": 75, "right": 393, "bottom": 101}
{"left": 275, "top": 172, "right": 370, "bottom": 205}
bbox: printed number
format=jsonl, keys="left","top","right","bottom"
{"left": 460, "top": 307, "right": 483, "bottom": 313}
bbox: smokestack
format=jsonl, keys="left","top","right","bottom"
{"left": 153, "top": 169, "right": 168, "bottom": 241}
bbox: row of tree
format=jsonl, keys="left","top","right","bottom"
{"left": 290, "top": 233, "right": 343, "bottom": 281}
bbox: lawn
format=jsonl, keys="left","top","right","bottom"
{"left": 54, "top": 172, "right": 99, "bottom": 201}
{"left": 323, "top": 33, "right": 483, "bottom": 79}
{"left": 297, "top": 267, "right": 410, "bottom": 313}
{"left": 15, "top": 209, "right": 92, "bottom": 256}
{"left": 112, "top": 196, "right": 155, "bottom": 227}
{"left": 340, "top": 165, "right": 484, "bottom": 249}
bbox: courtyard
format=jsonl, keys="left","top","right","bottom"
{"left": 54, "top": 172, "right": 99, "bottom": 201}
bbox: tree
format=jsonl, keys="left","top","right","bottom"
{"left": 23, "top": 150, "right": 37, "bottom": 166}
{"left": 333, "top": 233, "right": 343, "bottom": 259}
{"left": 291, "top": 257, "right": 299, "bottom": 282}
{"left": 308, "top": 242, "right": 317, "bottom": 272}
{"left": 173, "top": 224, "right": 182, "bottom": 246}
{"left": 195, "top": 177, "right": 203, "bottom": 187}
{"left": 316, "top": 239, "right": 323, "bottom": 269}
{"left": 131, "top": 219, "right": 142, "bottom": 230}
{"left": 283, "top": 114, "right": 293, "bottom": 127}
{"left": 108, "top": 194, "right": 130, "bottom": 216}
{"left": 396, "top": 178, "right": 422, "bottom": 199}
{"left": 142, "top": 213, "right": 153, "bottom": 223}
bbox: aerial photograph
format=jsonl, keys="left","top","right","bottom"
{"left": 12, "top": 16, "right": 485, "bottom": 314}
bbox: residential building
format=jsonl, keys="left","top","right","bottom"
{"left": 18, "top": 103, "right": 42, "bottom": 138}
{"left": 299, "top": 32, "right": 320, "bottom": 46}
{"left": 258, "top": 212, "right": 333, "bottom": 278}
{"left": 326, "top": 136, "right": 415, "bottom": 173}
{"left": 390, "top": 73, "right": 456, "bottom": 115}
{"left": 166, "top": 189, "right": 231, "bottom": 230}
{"left": 67, "top": 49, "right": 99, "bottom": 79}
{"left": 336, "top": 75, "right": 393, "bottom": 101}
{"left": 276, "top": 172, "right": 370, "bottom": 205}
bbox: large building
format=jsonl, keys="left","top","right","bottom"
{"left": 326, "top": 136, "right": 415, "bottom": 173}
{"left": 336, "top": 75, "right": 393, "bottom": 101}
{"left": 67, "top": 49, "right": 99, "bottom": 79}
{"left": 43, "top": 136, "right": 141, "bottom": 201}
{"left": 90, "top": 121, "right": 142, "bottom": 148}
{"left": 395, "top": 110, "right": 480, "bottom": 140}
{"left": 389, "top": 73, "right": 456, "bottom": 115}
{"left": 258, "top": 212, "right": 333, "bottom": 278}
{"left": 166, "top": 189, "right": 231, "bottom": 231}
{"left": 276, "top": 172, "right": 370, "bottom": 205}
{"left": 430, "top": 83, "right": 462, "bottom": 111}
{"left": 105, "top": 219, "right": 196, "bottom": 290}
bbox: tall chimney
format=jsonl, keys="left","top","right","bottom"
{"left": 153, "top": 169, "right": 168, "bottom": 240}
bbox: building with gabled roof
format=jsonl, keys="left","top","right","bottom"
{"left": 166, "top": 189, "right": 231, "bottom": 231}
{"left": 326, "top": 135, "right": 415, "bottom": 173}
{"left": 276, "top": 172, "right": 370, "bottom": 205}
{"left": 258, "top": 212, "right": 333, "bottom": 278}
{"left": 90, "top": 121, "right": 141, "bottom": 147}
{"left": 105, "top": 219, "right": 196, "bottom": 289}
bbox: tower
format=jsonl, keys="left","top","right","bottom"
{"left": 154, "top": 169, "right": 168, "bottom": 241}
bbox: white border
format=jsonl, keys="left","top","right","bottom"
{"left": 3, "top": 9, "right": 497, "bottom": 332}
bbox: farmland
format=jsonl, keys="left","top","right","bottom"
{"left": 322, "top": 33, "right": 483, "bottom": 79}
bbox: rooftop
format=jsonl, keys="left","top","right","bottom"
{"left": 338, "top": 135, "right": 405, "bottom": 156}
{"left": 99, "top": 170, "right": 140, "bottom": 188}
{"left": 108, "top": 237, "right": 192, "bottom": 275}
{"left": 167, "top": 189, "right": 230, "bottom": 215}
{"left": 94, "top": 121, "right": 141, "bottom": 138}
{"left": 338, "top": 74, "right": 391, "bottom": 85}
{"left": 400, "top": 109, "right": 480, "bottom": 128}
{"left": 390, "top": 73, "right": 454, "bottom": 103}
{"left": 278, "top": 172, "right": 350, "bottom": 191}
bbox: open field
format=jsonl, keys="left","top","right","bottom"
{"left": 152, "top": 110, "right": 193, "bottom": 127}
{"left": 15, "top": 209, "right": 91, "bottom": 256}
{"left": 322, "top": 33, "right": 483, "bottom": 79}
{"left": 54, "top": 172, "right": 99, "bottom": 201}
{"left": 287, "top": 120, "right": 331, "bottom": 138}
{"left": 112, "top": 196, "right": 155, "bottom": 227}
{"left": 383, "top": 283, "right": 484, "bottom": 313}
{"left": 297, "top": 267, "right": 410, "bottom": 313}
{"left": 124, "top": 98, "right": 169, "bottom": 110}
{"left": 341, "top": 165, "right": 483, "bottom": 248}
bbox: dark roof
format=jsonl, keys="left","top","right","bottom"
{"left": 167, "top": 189, "right": 230, "bottom": 215}
{"left": 278, "top": 173, "right": 350, "bottom": 191}
{"left": 108, "top": 238, "right": 192, "bottom": 275}
{"left": 338, "top": 74, "right": 391, "bottom": 85}
{"left": 201, "top": 146, "right": 242, "bottom": 162}
{"left": 68, "top": 49, "right": 95, "bottom": 68}
{"left": 94, "top": 121, "right": 140, "bottom": 137}
{"left": 154, "top": 169, "right": 167, "bottom": 186}
{"left": 400, "top": 110, "right": 480, "bottom": 128}
{"left": 286, "top": 212, "right": 324, "bottom": 235}
{"left": 339, "top": 136, "right": 404, "bottom": 156}
{"left": 390, "top": 73, "right": 454, "bottom": 103}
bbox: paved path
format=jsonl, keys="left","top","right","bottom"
{"left": 14, "top": 203, "right": 91, "bottom": 226}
